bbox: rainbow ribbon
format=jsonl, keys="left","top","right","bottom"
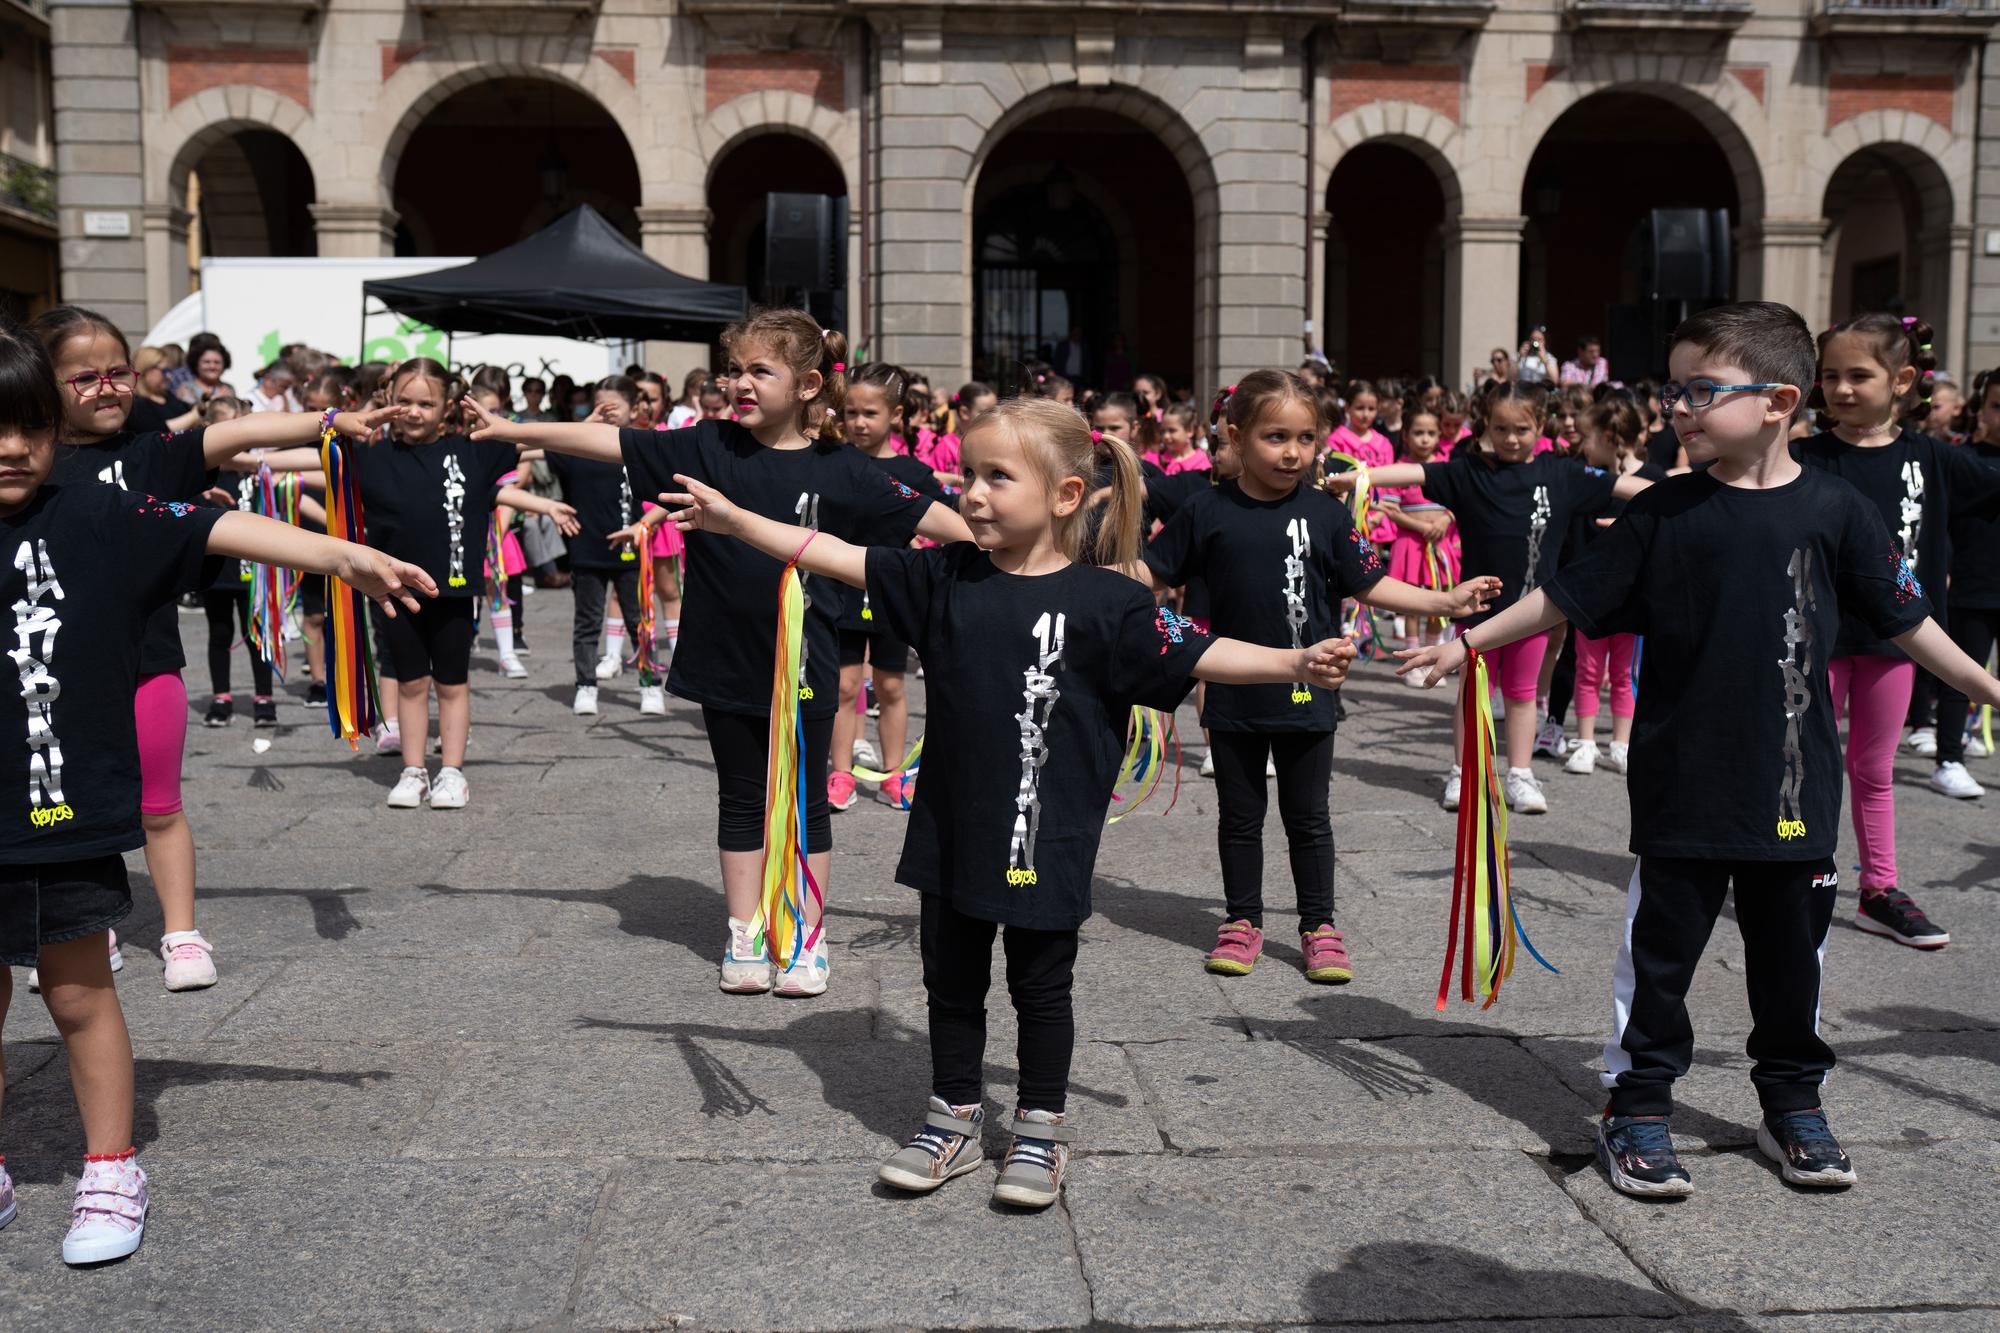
{"left": 629, "top": 533, "right": 661, "bottom": 681}
{"left": 852, "top": 736, "right": 924, "bottom": 808}
{"left": 1108, "top": 705, "right": 1181, "bottom": 822}
{"left": 318, "top": 425, "right": 384, "bottom": 747}
{"left": 1438, "top": 647, "right": 1557, "bottom": 1010}
{"left": 245, "top": 465, "right": 299, "bottom": 679}
{"left": 752, "top": 554, "right": 822, "bottom": 969}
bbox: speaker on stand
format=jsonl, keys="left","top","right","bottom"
{"left": 765, "top": 193, "right": 849, "bottom": 333}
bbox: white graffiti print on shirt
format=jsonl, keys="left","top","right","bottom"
{"left": 1895, "top": 459, "right": 1923, "bottom": 577}
{"left": 442, "top": 453, "right": 468, "bottom": 587}
{"left": 794, "top": 491, "right": 820, "bottom": 699}
{"left": 1521, "top": 485, "right": 1552, "bottom": 594}
{"left": 1283, "top": 517, "right": 1313, "bottom": 703}
{"left": 1775, "top": 546, "right": 1815, "bottom": 841}
{"left": 1007, "top": 611, "right": 1065, "bottom": 887}
{"left": 11, "top": 540, "right": 70, "bottom": 828}
{"left": 96, "top": 459, "right": 126, "bottom": 490}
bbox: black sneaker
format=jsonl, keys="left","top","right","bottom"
{"left": 865, "top": 680, "right": 880, "bottom": 718}
{"left": 1595, "top": 1114, "right": 1693, "bottom": 1198}
{"left": 204, "top": 697, "right": 233, "bottom": 728}
{"left": 304, "top": 682, "right": 327, "bottom": 707}
{"left": 1855, "top": 888, "right": 1950, "bottom": 949}
{"left": 253, "top": 698, "right": 278, "bottom": 728}
{"left": 1757, "top": 1108, "right": 1856, "bottom": 1187}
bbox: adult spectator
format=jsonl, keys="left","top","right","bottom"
{"left": 1515, "top": 329, "right": 1556, "bottom": 384}
{"left": 1560, "top": 334, "right": 1608, "bottom": 388}
{"left": 247, "top": 362, "right": 301, "bottom": 414}
{"left": 176, "top": 331, "right": 235, "bottom": 404}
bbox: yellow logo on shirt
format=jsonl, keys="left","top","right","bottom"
{"left": 1006, "top": 867, "right": 1039, "bottom": 887}
{"left": 798, "top": 685, "right": 815, "bottom": 701}
{"left": 1291, "top": 687, "right": 1314, "bottom": 704}
{"left": 29, "top": 802, "right": 74, "bottom": 829}
{"left": 448, "top": 576, "right": 468, "bottom": 588}
{"left": 1776, "top": 819, "right": 1806, "bottom": 841}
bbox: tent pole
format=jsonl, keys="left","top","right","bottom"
{"left": 357, "top": 294, "right": 367, "bottom": 366}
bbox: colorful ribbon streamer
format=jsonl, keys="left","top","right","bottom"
{"left": 1108, "top": 705, "right": 1181, "bottom": 822}
{"left": 317, "top": 425, "right": 384, "bottom": 747}
{"left": 1438, "top": 647, "right": 1557, "bottom": 1010}
{"left": 852, "top": 736, "right": 923, "bottom": 809}
{"left": 244, "top": 464, "right": 299, "bottom": 680}
{"left": 752, "top": 553, "right": 823, "bottom": 969}
{"left": 629, "top": 533, "right": 662, "bottom": 681}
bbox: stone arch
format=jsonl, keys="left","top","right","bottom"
{"left": 370, "top": 51, "right": 649, "bottom": 209}
{"left": 1314, "top": 102, "right": 1464, "bottom": 213}
{"left": 1511, "top": 58, "right": 1768, "bottom": 221}
{"left": 700, "top": 91, "right": 856, "bottom": 194}
{"left": 964, "top": 82, "right": 1222, "bottom": 394}
{"left": 1811, "top": 111, "right": 1963, "bottom": 227}
{"left": 147, "top": 86, "right": 335, "bottom": 208}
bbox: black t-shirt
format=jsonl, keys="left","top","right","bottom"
{"left": 865, "top": 544, "right": 1213, "bottom": 929}
{"left": 1946, "top": 440, "right": 2000, "bottom": 609}
{"left": 125, "top": 395, "right": 177, "bottom": 435}
{"left": 1418, "top": 452, "right": 1617, "bottom": 624}
{"left": 1644, "top": 426, "right": 1679, "bottom": 472}
{"left": 1565, "top": 460, "right": 1667, "bottom": 564}
{"left": 51, "top": 428, "right": 210, "bottom": 675}
{"left": 1799, "top": 428, "right": 2000, "bottom": 654}
{"left": 0, "top": 484, "right": 223, "bottom": 863}
{"left": 1142, "top": 470, "right": 1215, "bottom": 621}
{"left": 1544, "top": 468, "right": 1931, "bottom": 861}
{"left": 840, "top": 446, "right": 952, "bottom": 633}
{"left": 207, "top": 468, "right": 260, "bottom": 591}
{"left": 350, "top": 433, "right": 518, "bottom": 600}
{"left": 545, "top": 453, "right": 642, "bottom": 573}
{"left": 1145, "top": 480, "right": 1382, "bottom": 732}
{"left": 619, "top": 420, "right": 936, "bottom": 718}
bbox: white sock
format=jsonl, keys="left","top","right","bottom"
{"left": 664, "top": 618, "right": 680, "bottom": 652}
{"left": 494, "top": 623, "right": 515, "bottom": 658}
{"left": 602, "top": 617, "right": 625, "bottom": 660}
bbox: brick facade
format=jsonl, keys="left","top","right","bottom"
{"left": 705, "top": 52, "right": 843, "bottom": 115}
{"left": 1328, "top": 64, "right": 1460, "bottom": 125}
{"left": 1827, "top": 73, "right": 1954, "bottom": 132}
{"left": 166, "top": 45, "right": 310, "bottom": 112}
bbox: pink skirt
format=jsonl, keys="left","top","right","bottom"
{"left": 1388, "top": 532, "right": 1457, "bottom": 588}
{"left": 643, "top": 503, "right": 685, "bottom": 558}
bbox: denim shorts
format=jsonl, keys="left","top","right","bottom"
{"left": 0, "top": 854, "right": 131, "bottom": 967}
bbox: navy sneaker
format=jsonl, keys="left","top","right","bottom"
{"left": 1855, "top": 888, "right": 1949, "bottom": 949}
{"left": 1596, "top": 1114, "right": 1693, "bottom": 1198}
{"left": 1757, "top": 1108, "right": 1856, "bottom": 1187}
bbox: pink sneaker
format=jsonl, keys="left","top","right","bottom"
{"left": 828, "top": 771, "right": 857, "bottom": 812}
{"left": 1300, "top": 925, "right": 1354, "bottom": 984}
{"left": 1204, "top": 919, "right": 1263, "bottom": 976}
{"left": 160, "top": 930, "right": 217, "bottom": 991}
{"left": 63, "top": 1152, "right": 146, "bottom": 1265}
{"left": 0, "top": 1159, "right": 15, "bottom": 1232}
{"left": 878, "top": 773, "right": 908, "bottom": 809}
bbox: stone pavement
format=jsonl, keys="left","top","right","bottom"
{"left": 1, "top": 594, "right": 1996, "bottom": 1329}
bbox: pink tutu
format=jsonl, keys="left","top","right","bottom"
{"left": 1387, "top": 528, "right": 1458, "bottom": 588}
{"left": 643, "top": 502, "right": 685, "bottom": 558}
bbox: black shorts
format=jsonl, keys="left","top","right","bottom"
{"left": 373, "top": 599, "right": 477, "bottom": 686}
{"left": 298, "top": 573, "right": 327, "bottom": 618}
{"left": 0, "top": 854, "right": 131, "bottom": 968}
{"left": 837, "top": 627, "right": 910, "bottom": 674}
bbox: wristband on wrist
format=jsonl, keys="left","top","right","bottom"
{"left": 319, "top": 406, "right": 339, "bottom": 434}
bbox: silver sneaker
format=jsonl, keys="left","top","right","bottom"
{"left": 992, "top": 1108, "right": 1074, "bottom": 1209}
{"left": 878, "top": 1098, "right": 984, "bottom": 1193}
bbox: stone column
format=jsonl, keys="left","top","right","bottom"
{"left": 1443, "top": 215, "right": 1523, "bottom": 388}
{"left": 1308, "top": 208, "right": 1331, "bottom": 366}
{"left": 141, "top": 203, "right": 190, "bottom": 327}
{"left": 639, "top": 204, "right": 715, "bottom": 374}
{"left": 50, "top": 0, "right": 146, "bottom": 339}
{"left": 1744, "top": 216, "right": 1828, "bottom": 334}
{"left": 309, "top": 203, "right": 399, "bottom": 259}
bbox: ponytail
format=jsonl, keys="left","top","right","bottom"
{"left": 1090, "top": 428, "right": 1146, "bottom": 569}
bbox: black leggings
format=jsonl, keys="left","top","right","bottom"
{"left": 921, "top": 893, "right": 1078, "bottom": 1114}
{"left": 202, "top": 590, "right": 272, "bottom": 699}
{"left": 1209, "top": 730, "right": 1337, "bottom": 932}
{"left": 1937, "top": 605, "right": 2000, "bottom": 764}
{"left": 702, "top": 705, "right": 833, "bottom": 853}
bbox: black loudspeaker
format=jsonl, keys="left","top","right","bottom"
{"left": 765, "top": 193, "right": 848, "bottom": 292}
{"left": 1649, "top": 208, "right": 1732, "bottom": 302}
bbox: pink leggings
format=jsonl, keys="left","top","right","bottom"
{"left": 1828, "top": 655, "right": 1913, "bottom": 892}
{"left": 1488, "top": 628, "right": 1551, "bottom": 703}
{"left": 1574, "top": 633, "right": 1637, "bottom": 720}
{"left": 136, "top": 670, "right": 188, "bottom": 817}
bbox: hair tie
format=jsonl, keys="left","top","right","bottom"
{"left": 1090, "top": 430, "right": 1103, "bottom": 443}
{"left": 1920, "top": 345, "right": 1933, "bottom": 354}
{"left": 831, "top": 362, "right": 845, "bottom": 373}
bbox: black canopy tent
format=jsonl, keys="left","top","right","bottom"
{"left": 359, "top": 205, "right": 748, "bottom": 351}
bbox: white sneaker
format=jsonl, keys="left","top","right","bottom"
{"left": 1929, "top": 761, "right": 1984, "bottom": 799}
{"left": 1441, "top": 765, "right": 1462, "bottom": 811}
{"left": 1604, "top": 740, "right": 1629, "bottom": 775}
{"left": 499, "top": 654, "right": 528, "bottom": 679}
{"left": 62, "top": 1155, "right": 146, "bottom": 1265}
{"left": 429, "top": 766, "right": 468, "bottom": 810}
{"left": 1504, "top": 767, "right": 1548, "bottom": 814}
{"left": 159, "top": 931, "right": 216, "bottom": 992}
{"left": 573, "top": 685, "right": 599, "bottom": 716}
{"left": 773, "top": 936, "right": 830, "bottom": 998}
{"left": 375, "top": 724, "right": 403, "bottom": 757}
{"left": 639, "top": 684, "right": 666, "bottom": 715}
{"left": 595, "top": 653, "right": 623, "bottom": 681}
{"left": 1199, "top": 750, "right": 1215, "bottom": 778}
{"left": 108, "top": 929, "right": 122, "bottom": 974}
{"left": 1966, "top": 731, "right": 1991, "bottom": 759}
{"left": 1564, "top": 739, "right": 1599, "bottom": 775}
{"left": 720, "top": 916, "right": 771, "bottom": 994}
{"left": 386, "top": 766, "right": 430, "bottom": 808}
{"left": 1906, "top": 726, "right": 1938, "bottom": 757}
{"left": 0, "top": 1160, "right": 14, "bottom": 1232}
{"left": 852, "top": 738, "right": 880, "bottom": 772}
{"left": 1533, "top": 716, "right": 1569, "bottom": 759}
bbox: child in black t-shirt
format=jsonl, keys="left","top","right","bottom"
{"left": 1142, "top": 371, "right": 1498, "bottom": 985}
{"left": 467, "top": 311, "right": 971, "bottom": 1000}
{"left": 0, "top": 317, "right": 433, "bottom": 1266}
{"left": 661, "top": 397, "right": 1356, "bottom": 1210}
{"left": 1935, "top": 369, "right": 2000, "bottom": 786}
{"left": 1330, "top": 381, "right": 1653, "bottom": 816}
{"left": 1801, "top": 313, "right": 2000, "bottom": 949}
{"left": 828, "top": 363, "right": 952, "bottom": 812}
{"left": 1399, "top": 301, "right": 2000, "bottom": 1201}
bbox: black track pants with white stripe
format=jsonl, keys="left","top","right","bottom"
{"left": 1601, "top": 856, "right": 1839, "bottom": 1118}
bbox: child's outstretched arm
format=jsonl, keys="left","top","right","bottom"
{"left": 915, "top": 502, "right": 975, "bottom": 545}
{"left": 1611, "top": 472, "right": 1655, "bottom": 501}
{"left": 1361, "top": 573, "right": 1501, "bottom": 620}
{"left": 1395, "top": 588, "right": 1567, "bottom": 687}
{"left": 208, "top": 511, "right": 436, "bottom": 616}
{"left": 463, "top": 395, "right": 622, "bottom": 462}
{"left": 1193, "top": 636, "right": 1358, "bottom": 689}
{"left": 204, "top": 405, "right": 403, "bottom": 469}
{"left": 1324, "top": 463, "right": 1426, "bottom": 495}
{"left": 496, "top": 484, "right": 581, "bottom": 536}
{"left": 1896, "top": 618, "right": 2000, "bottom": 709}
{"left": 660, "top": 474, "right": 867, "bottom": 590}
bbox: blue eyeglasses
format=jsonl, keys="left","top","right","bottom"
{"left": 1660, "top": 379, "right": 1785, "bottom": 411}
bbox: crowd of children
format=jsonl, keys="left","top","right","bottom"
{"left": 0, "top": 289, "right": 1996, "bottom": 1267}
